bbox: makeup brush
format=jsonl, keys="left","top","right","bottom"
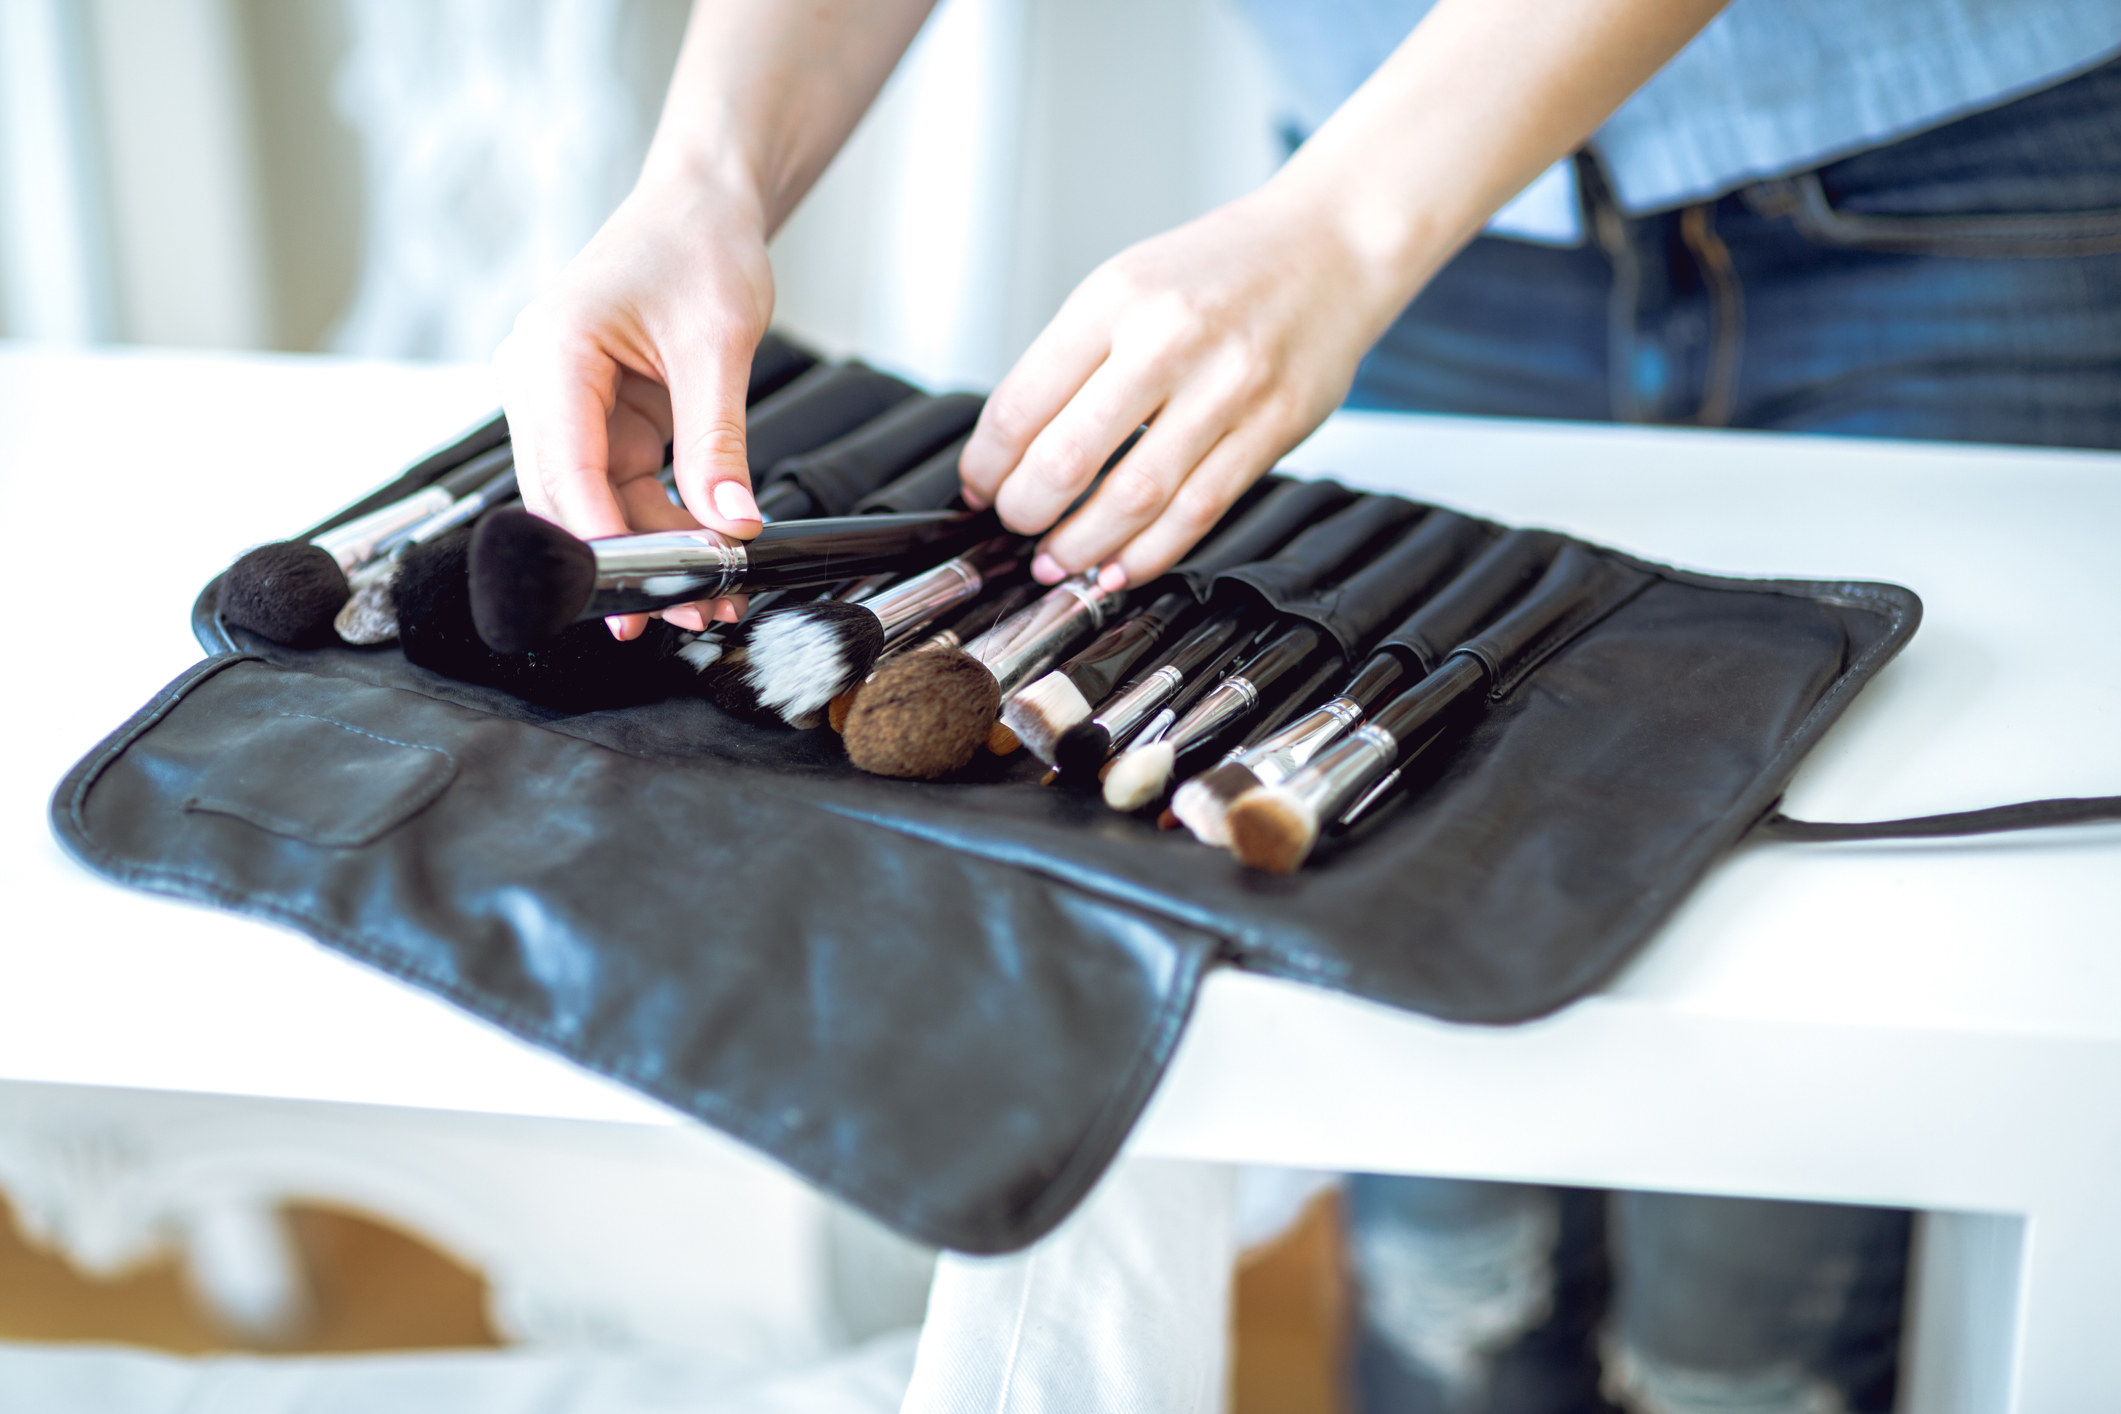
{"left": 467, "top": 507, "right": 996, "bottom": 653}
{"left": 333, "top": 462, "right": 525, "bottom": 645}
{"left": 1000, "top": 591, "right": 1197, "bottom": 765}
{"left": 216, "top": 445, "right": 518, "bottom": 647}
{"left": 751, "top": 392, "right": 984, "bottom": 522}
{"left": 700, "top": 536, "right": 1022, "bottom": 725}
{"left": 1050, "top": 607, "right": 1258, "bottom": 778}
{"left": 1170, "top": 513, "right": 1513, "bottom": 844}
{"left": 843, "top": 572, "right": 1124, "bottom": 778}
{"left": 825, "top": 578, "right": 1039, "bottom": 731}
{"left": 1227, "top": 543, "right": 1639, "bottom": 872}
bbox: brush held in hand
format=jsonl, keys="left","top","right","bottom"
{"left": 467, "top": 507, "right": 995, "bottom": 654}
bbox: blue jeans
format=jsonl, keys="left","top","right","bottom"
{"left": 1344, "top": 57, "right": 2121, "bottom": 1414}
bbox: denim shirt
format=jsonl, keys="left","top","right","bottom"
{"left": 1241, "top": 0, "right": 2121, "bottom": 239}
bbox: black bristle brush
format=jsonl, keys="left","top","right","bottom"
{"left": 999, "top": 591, "right": 1197, "bottom": 766}
{"left": 1170, "top": 512, "right": 1509, "bottom": 844}
{"left": 1226, "top": 543, "right": 1639, "bottom": 872}
{"left": 333, "top": 462, "right": 524, "bottom": 645}
{"left": 842, "top": 572, "right": 1125, "bottom": 779}
{"left": 699, "top": 536, "right": 1023, "bottom": 726}
{"left": 466, "top": 507, "right": 999, "bottom": 654}
{"left": 217, "top": 444, "right": 516, "bottom": 647}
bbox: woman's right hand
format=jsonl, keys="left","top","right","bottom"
{"left": 496, "top": 170, "right": 776, "bottom": 637}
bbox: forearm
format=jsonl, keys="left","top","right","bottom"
{"left": 640, "top": 0, "right": 937, "bottom": 230}
{"left": 1277, "top": 0, "right": 1728, "bottom": 327}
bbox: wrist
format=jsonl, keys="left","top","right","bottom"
{"left": 636, "top": 127, "right": 774, "bottom": 237}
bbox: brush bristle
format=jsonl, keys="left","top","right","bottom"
{"left": 1226, "top": 787, "right": 1320, "bottom": 874}
{"left": 703, "top": 600, "right": 885, "bottom": 725}
{"left": 1053, "top": 720, "right": 1111, "bottom": 778}
{"left": 1171, "top": 761, "right": 1260, "bottom": 848}
{"left": 842, "top": 646, "right": 1001, "bottom": 778}
{"left": 676, "top": 634, "right": 725, "bottom": 671}
{"left": 333, "top": 574, "right": 400, "bottom": 645}
{"left": 218, "top": 541, "right": 349, "bottom": 647}
{"left": 1000, "top": 672, "right": 1093, "bottom": 765}
{"left": 468, "top": 508, "right": 597, "bottom": 654}
{"left": 1102, "top": 740, "right": 1175, "bottom": 812}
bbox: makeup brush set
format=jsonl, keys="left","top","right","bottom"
{"left": 63, "top": 336, "right": 1991, "bottom": 1253}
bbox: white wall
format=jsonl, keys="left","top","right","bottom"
{"left": 0, "top": 0, "right": 1286, "bottom": 391}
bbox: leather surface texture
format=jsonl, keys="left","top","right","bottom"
{"left": 51, "top": 414, "right": 1920, "bottom": 1255}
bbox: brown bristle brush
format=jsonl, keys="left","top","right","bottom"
{"left": 843, "top": 572, "right": 1123, "bottom": 778}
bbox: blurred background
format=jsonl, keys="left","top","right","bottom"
{"left": 0, "top": 0, "right": 1284, "bottom": 389}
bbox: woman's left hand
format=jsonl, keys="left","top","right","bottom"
{"left": 957, "top": 181, "right": 1403, "bottom": 591}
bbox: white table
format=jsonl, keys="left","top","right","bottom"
{"left": 2, "top": 347, "right": 2116, "bottom": 1410}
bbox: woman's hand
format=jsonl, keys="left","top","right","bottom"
{"left": 958, "top": 182, "right": 1400, "bottom": 592}
{"left": 496, "top": 172, "right": 775, "bottom": 637}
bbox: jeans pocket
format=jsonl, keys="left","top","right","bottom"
{"left": 1744, "top": 171, "right": 2121, "bottom": 259}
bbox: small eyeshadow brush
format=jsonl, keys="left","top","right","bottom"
{"left": 1226, "top": 543, "right": 1638, "bottom": 872}
{"left": 1000, "top": 591, "right": 1197, "bottom": 765}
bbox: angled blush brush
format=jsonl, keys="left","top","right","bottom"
{"left": 843, "top": 572, "right": 1124, "bottom": 778}
{"left": 1000, "top": 591, "right": 1197, "bottom": 765}
{"left": 466, "top": 507, "right": 997, "bottom": 653}
{"left": 1227, "top": 543, "right": 1640, "bottom": 872}
{"left": 700, "top": 536, "right": 1022, "bottom": 725}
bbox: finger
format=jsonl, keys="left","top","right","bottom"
{"left": 1088, "top": 425, "right": 1277, "bottom": 589}
{"left": 664, "top": 328, "right": 762, "bottom": 538}
{"left": 959, "top": 294, "right": 1117, "bottom": 510}
{"left": 991, "top": 352, "right": 1171, "bottom": 553}
{"left": 501, "top": 325, "right": 633, "bottom": 542}
{"left": 612, "top": 476, "right": 744, "bottom": 632}
{"left": 1031, "top": 387, "right": 1234, "bottom": 577}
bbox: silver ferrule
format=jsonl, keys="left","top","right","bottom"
{"left": 1279, "top": 722, "right": 1399, "bottom": 826}
{"left": 312, "top": 485, "right": 454, "bottom": 572}
{"left": 968, "top": 573, "right": 1115, "bottom": 696}
{"left": 1233, "top": 695, "right": 1363, "bottom": 789}
{"left": 862, "top": 557, "right": 985, "bottom": 646}
{"left": 1091, "top": 663, "right": 1184, "bottom": 745}
{"left": 1165, "top": 675, "right": 1260, "bottom": 755}
{"left": 583, "top": 529, "right": 748, "bottom": 615}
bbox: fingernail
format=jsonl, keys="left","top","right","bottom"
{"left": 714, "top": 600, "right": 742, "bottom": 623}
{"left": 606, "top": 615, "right": 638, "bottom": 641}
{"left": 960, "top": 487, "right": 988, "bottom": 510}
{"left": 713, "top": 480, "right": 760, "bottom": 525}
{"left": 1098, "top": 563, "right": 1129, "bottom": 593}
{"left": 1031, "top": 553, "right": 1066, "bottom": 584}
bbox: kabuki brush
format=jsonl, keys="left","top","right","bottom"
{"left": 1173, "top": 517, "right": 1532, "bottom": 845}
{"left": 843, "top": 572, "right": 1125, "bottom": 778}
{"left": 1000, "top": 590, "right": 1197, "bottom": 765}
{"left": 752, "top": 392, "right": 984, "bottom": 521}
{"left": 822, "top": 578, "right": 1040, "bottom": 733}
{"left": 1098, "top": 494, "right": 1425, "bottom": 810}
{"left": 700, "top": 535, "right": 1023, "bottom": 726}
{"left": 467, "top": 506, "right": 999, "bottom": 654}
{"left": 1227, "top": 541, "right": 1639, "bottom": 873}
{"left": 217, "top": 443, "right": 517, "bottom": 648}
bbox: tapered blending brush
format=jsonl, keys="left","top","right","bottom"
{"left": 217, "top": 445, "right": 518, "bottom": 647}
{"left": 467, "top": 507, "right": 997, "bottom": 653}
{"left": 1227, "top": 542, "right": 1637, "bottom": 872}
{"left": 751, "top": 392, "right": 984, "bottom": 522}
{"left": 1169, "top": 513, "right": 1516, "bottom": 843}
{"left": 699, "top": 536, "right": 1022, "bottom": 725}
{"left": 843, "top": 572, "right": 1124, "bottom": 778}
{"left": 1000, "top": 591, "right": 1197, "bottom": 765}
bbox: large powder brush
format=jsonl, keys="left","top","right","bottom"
{"left": 467, "top": 507, "right": 999, "bottom": 654}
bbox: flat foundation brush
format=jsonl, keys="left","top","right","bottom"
{"left": 700, "top": 536, "right": 1021, "bottom": 725}
{"left": 843, "top": 572, "right": 1123, "bottom": 778}
{"left": 1000, "top": 591, "right": 1196, "bottom": 765}
{"left": 467, "top": 507, "right": 996, "bottom": 653}
{"left": 1227, "top": 543, "right": 1639, "bottom": 872}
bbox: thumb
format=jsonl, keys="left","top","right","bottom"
{"left": 666, "top": 333, "right": 761, "bottom": 537}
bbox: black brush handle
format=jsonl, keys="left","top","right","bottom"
{"left": 1057, "top": 591, "right": 1193, "bottom": 701}
{"left": 1229, "top": 495, "right": 1423, "bottom": 601}
{"left": 1335, "top": 650, "right": 1416, "bottom": 712}
{"left": 434, "top": 443, "right": 516, "bottom": 499}
{"left": 854, "top": 433, "right": 970, "bottom": 514}
{"left": 1112, "top": 607, "right": 1245, "bottom": 699}
{"left": 741, "top": 510, "right": 999, "bottom": 590}
{"left": 1165, "top": 478, "right": 1354, "bottom": 595}
{"left": 1233, "top": 650, "right": 1348, "bottom": 753}
{"left": 1371, "top": 529, "right": 1561, "bottom": 674}
{"left": 1164, "top": 618, "right": 1271, "bottom": 720}
{"left": 764, "top": 392, "right": 985, "bottom": 515}
{"left": 744, "top": 362, "right": 920, "bottom": 479}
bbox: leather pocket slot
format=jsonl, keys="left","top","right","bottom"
{"left": 182, "top": 713, "right": 456, "bottom": 848}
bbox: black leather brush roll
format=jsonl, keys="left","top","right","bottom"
{"left": 52, "top": 360, "right": 1922, "bottom": 1253}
